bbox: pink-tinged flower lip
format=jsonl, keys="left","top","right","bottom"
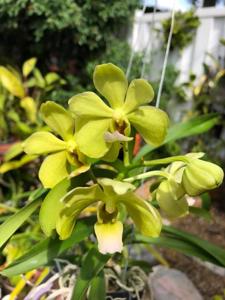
{"left": 94, "top": 221, "right": 123, "bottom": 254}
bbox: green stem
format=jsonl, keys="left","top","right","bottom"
{"left": 0, "top": 203, "right": 18, "bottom": 213}
{"left": 11, "top": 232, "right": 43, "bottom": 241}
{"left": 123, "top": 170, "right": 170, "bottom": 183}
{"left": 144, "top": 155, "right": 189, "bottom": 166}
{"left": 88, "top": 168, "right": 98, "bottom": 184}
{"left": 145, "top": 245, "right": 169, "bottom": 267}
{"left": 123, "top": 142, "right": 130, "bottom": 167}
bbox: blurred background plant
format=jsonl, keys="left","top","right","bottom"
{"left": 160, "top": 9, "right": 200, "bottom": 52}
{"left": 0, "top": 58, "right": 66, "bottom": 141}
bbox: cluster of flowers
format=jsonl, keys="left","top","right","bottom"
{"left": 23, "top": 63, "right": 224, "bottom": 254}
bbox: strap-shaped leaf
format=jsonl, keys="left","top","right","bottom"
{"left": 163, "top": 225, "right": 225, "bottom": 267}
{"left": 88, "top": 271, "right": 106, "bottom": 300}
{"left": 133, "top": 225, "right": 225, "bottom": 267}
{"left": 1, "top": 217, "right": 95, "bottom": 277}
{"left": 71, "top": 247, "right": 110, "bottom": 300}
{"left": 0, "top": 193, "right": 44, "bottom": 248}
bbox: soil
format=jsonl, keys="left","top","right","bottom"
{"left": 160, "top": 204, "right": 225, "bottom": 300}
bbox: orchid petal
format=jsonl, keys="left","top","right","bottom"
{"left": 23, "top": 131, "right": 66, "bottom": 155}
{"left": 93, "top": 63, "right": 128, "bottom": 109}
{"left": 128, "top": 106, "right": 169, "bottom": 146}
{"left": 69, "top": 92, "right": 113, "bottom": 118}
{"left": 41, "top": 101, "right": 75, "bottom": 140}
{"left": 75, "top": 118, "right": 111, "bottom": 158}
{"left": 156, "top": 179, "right": 188, "bottom": 218}
{"left": 102, "top": 142, "right": 121, "bottom": 162}
{"left": 119, "top": 192, "right": 162, "bottom": 237}
{"left": 56, "top": 185, "right": 102, "bottom": 239}
{"left": 123, "top": 79, "right": 154, "bottom": 113}
{"left": 39, "top": 151, "right": 69, "bottom": 188}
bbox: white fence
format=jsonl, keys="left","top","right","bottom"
{"left": 130, "top": 7, "right": 225, "bottom": 83}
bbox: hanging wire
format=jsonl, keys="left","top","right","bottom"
{"left": 155, "top": 0, "right": 176, "bottom": 108}
{"left": 141, "top": 0, "right": 157, "bottom": 78}
{"left": 126, "top": 5, "right": 147, "bottom": 79}
{"left": 140, "top": 0, "right": 176, "bottom": 185}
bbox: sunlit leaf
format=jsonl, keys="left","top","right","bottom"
{"left": 0, "top": 66, "right": 25, "bottom": 98}
{"left": 22, "top": 57, "right": 37, "bottom": 77}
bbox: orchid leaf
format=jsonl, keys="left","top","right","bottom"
{"left": 1, "top": 218, "right": 95, "bottom": 277}
{"left": 71, "top": 247, "right": 110, "bottom": 300}
{"left": 0, "top": 195, "right": 44, "bottom": 249}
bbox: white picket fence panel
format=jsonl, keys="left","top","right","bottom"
{"left": 130, "top": 7, "right": 225, "bottom": 83}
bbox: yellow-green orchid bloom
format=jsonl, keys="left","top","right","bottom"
{"left": 23, "top": 101, "right": 89, "bottom": 188}
{"left": 56, "top": 178, "right": 162, "bottom": 254}
{"left": 69, "top": 63, "right": 169, "bottom": 159}
{"left": 155, "top": 178, "right": 188, "bottom": 219}
{"left": 154, "top": 161, "right": 189, "bottom": 218}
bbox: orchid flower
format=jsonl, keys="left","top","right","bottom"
{"left": 23, "top": 101, "right": 89, "bottom": 188}
{"left": 55, "top": 178, "right": 162, "bottom": 254}
{"left": 68, "top": 63, "right": 169, "bottom": 159}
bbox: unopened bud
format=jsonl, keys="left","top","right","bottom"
{"left": 182, "top": 159, "right": 224, "bottom": 196}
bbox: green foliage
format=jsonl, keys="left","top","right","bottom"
{"left": 0, "top": 0, "right": 138, "bottom": 68}
{"left": 0, "top": 58, "right": 66, "bottom": 141}
{"left": 1, "top": 217, "right": 95, "bottom": 277}
{"left": 48, "top": 39, "right": 143, "bottom": 105}
{"left": 134, "top": 225, "right": 225, "bottom": 267}
{"left": 0, "top": 193, "right": 43, "bottom": 248}
{"left": 71, "top": 247, "right": 109, "bottom": 300}
{"left": 161, "top": 10, "right": 200, "bottom": 51}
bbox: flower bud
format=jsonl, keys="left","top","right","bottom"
{"left": 156, "top": 179, "right": 188, "bottom": 218}
{"left": 94, "top": 221, "right": 123, "bottom": 254}
{"left": 182, "top": 159, "right": 224, "bottom": 196}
